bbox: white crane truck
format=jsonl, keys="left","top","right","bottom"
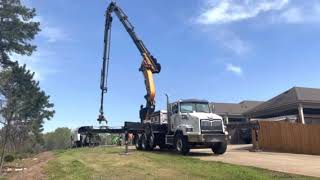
{"left": 96, "top": 2, "right": 228, "bottom": 155}
{"left": 133, "top": 97, "right": 228, "bottom": 155}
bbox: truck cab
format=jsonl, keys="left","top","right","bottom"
{"left": 165, "top": 99, "right": 228, "bottom": 154}
{"left": 169, "top": 99, "right": 226, "bottom": 135}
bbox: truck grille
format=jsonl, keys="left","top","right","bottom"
{"left": 201, "top": 120, "right": 223, "bottom": 133}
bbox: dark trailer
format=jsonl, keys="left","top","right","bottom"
{"left": 71, "top": 122, "right": 144, "bottom": 148}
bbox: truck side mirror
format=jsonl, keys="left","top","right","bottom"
{"left": 210, "top": 103, "right": 215, "bottom": 113}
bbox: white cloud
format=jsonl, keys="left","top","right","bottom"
{"left": 197, "top": 0, "right": 289, "bottom": 24}
{"left": 41, "top": 26, "right": 66, "bottom": 43}
{"left": 9, "top": 2, "right": 64, "bottom": 82}
{"left": 34, "top": 16, "right": 68, "bottom": 43}
{"left": 226, "top": 63, "right": 243, "bottom": 75}
{"left": 278, "top": 4, "right": 320, "bottom": 24}
{"left": 12, "top": 19, "right": 65, "bottom": 81}
{"left": 198, "top": 28, "right": 251, "bottom": 56}
{"left": 216, "top": 30, "right": 250, "bottom": 55}
{"left": 10, "top": 50, "right": 58, "bottom": 81}
{"left": 279, "top": 7, "right": 303, "bottom": 23}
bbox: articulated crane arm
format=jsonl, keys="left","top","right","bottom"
{"left": 98, "top": 2, "right": 161, "bottom": 124}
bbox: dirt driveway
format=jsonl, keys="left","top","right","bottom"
{"left": 6, "top": 151, "right": 54, "bottom": 180}
{"left": 191, "top": 145, "right": 320, "bottom": 178}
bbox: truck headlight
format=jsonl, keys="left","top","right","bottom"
{"left": 186, "top": 128, "right": 193, "bottom": 132}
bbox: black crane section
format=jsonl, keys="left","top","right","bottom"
{"left": 98, "top": 2, "right": 161, "bottom": 124}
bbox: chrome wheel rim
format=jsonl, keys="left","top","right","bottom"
{"left": 141, "top": 136, "right": 146, "bottom": 149}
{"left": 149, "top": 136, "right": 154, "bottom": 148}
{"left": 176, "top": 139, "right": 182, "bottom": 152}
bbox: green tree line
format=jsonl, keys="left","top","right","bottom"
{"left": 43, "top": 128, "right": 72, "bottom": 151}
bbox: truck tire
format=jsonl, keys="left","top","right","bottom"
{"left": 148, "top": 134, "right": 155, "bottom": 151}
{"left": 175, "top": 135, "right": 190, "bottom": 155}
{"left": 134, "top": 134, "right": 142, "bottom": 150}
{"left": 141, "top": 134, "right": 151, "bottom": 151}
{"left": 211, "top": 142, "right": 227, "bottom": 155}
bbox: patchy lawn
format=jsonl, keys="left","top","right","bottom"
{"left": 44, "top": 147, "right": 315, "bottom": 180}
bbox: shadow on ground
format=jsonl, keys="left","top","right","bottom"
{"left": 129, "top": 147, "right": 216, "bottom": 157}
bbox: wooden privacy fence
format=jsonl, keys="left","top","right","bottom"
{"left": 253, "top": 121, "right": 320, "bottom": 155}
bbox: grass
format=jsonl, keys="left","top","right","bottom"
{"left": 44, "top": 147, "right": 316, "bottom": 180}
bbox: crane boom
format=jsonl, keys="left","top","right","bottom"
{"left": 98, "top": 2, "right": 161, "bottom": 124}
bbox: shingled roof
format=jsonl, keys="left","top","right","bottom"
{"left": 213, "top": 101, "right": 263, "bottom": 116}
{"left": 244, "top": 87, "right": 320, "bottom": 118}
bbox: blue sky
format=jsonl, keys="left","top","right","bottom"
{"left": 16, "top": 0, "right": 320, "bottom": 132}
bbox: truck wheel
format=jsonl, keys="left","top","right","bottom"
{"left": 134, "top": 134, "right": 142, "bottom": 150}
{"left": 175, "top": 135, "right": 190, "bottom": 155}
{"left": 148, "top": 134, "right": 155, "bottom": 151}
{"left": 211, "top": 142, "right": 227, "bottom": 155}
{"left": 141, "top": 134, "right": 151, "bottom": 151}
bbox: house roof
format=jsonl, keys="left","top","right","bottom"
{"left": 244, "top": 87, "right": 320, "bottom": 118}
{"left": 295, "top": 87, "right": 320, "bottom": 102}
{"left": 239, "top": 101, "right": 264, "bottom": 108}
{"left": 213, "top": 101, "right": 263, "bottom": 116}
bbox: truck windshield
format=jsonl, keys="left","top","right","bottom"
{"left": 180, "top": 102, "right": 210, "bottom": 113}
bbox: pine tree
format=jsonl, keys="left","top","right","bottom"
{"left": 0, "top": 63, "right": 55, "bottom": 168}
{"left": 0, "top": 0, "right": 40, "bottom": 67}
{"left": 0, "top": 0, "right": 54, "bottom": 171}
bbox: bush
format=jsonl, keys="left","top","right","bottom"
{"left": 44, "top": 128, "right": 72, "bottom": 151}
{"left": 4, "top": 154, "right": 15, "bottom": 162}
